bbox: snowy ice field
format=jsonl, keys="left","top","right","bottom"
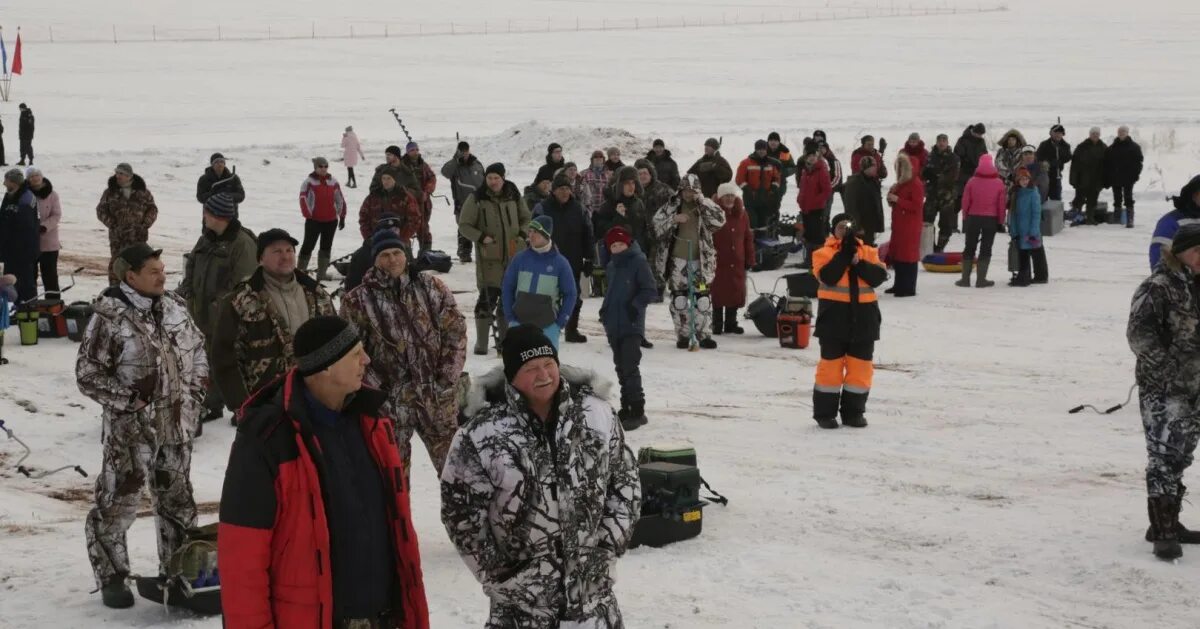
{"left": 2, "top": 0, "right": 1200, "bottom": 627}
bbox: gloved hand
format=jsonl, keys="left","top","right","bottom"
{"left": 338, "top": 217, "right": 346, "bottom": 231}
{"left": 39, "top": 225, "right": 47, "bottom": 234}
{"left": 840, "top": 231, "right": 859, "bottom": 259}
{"left": 878, "top": 138, "right": 888, "bottom": 154}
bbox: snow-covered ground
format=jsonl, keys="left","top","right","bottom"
{"left": 2, "top": 0, "right": 1200, "bottom": 627}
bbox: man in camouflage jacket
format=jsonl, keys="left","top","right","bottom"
{"left": 922, "top": 134, "right": 962, "bottom": 253}
{"left": 96, "top": 163, "right": 158, "bottom": 284}
{"left": 653, "top": 174, "right": 726, "bottom": 348}
{"left": 635, "top": 158, "right": 674, "bottom": 296}
{"left": 341, "top": 232, "right": 467, "bottom": 476}
{"left": 210, "top": 229, "right": 336, "bottom": 413}
{"left": 1128, "top": 224, "right": 1200, "bottom": 560}
{"left": 75, "top": 244, "right": 207, "bottom": 607}
{"left": 441, "top": 325, "right": 640, "bottom": 628}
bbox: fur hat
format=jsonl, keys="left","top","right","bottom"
{"left": 716, "top": 182, "right": 742, "bottom": 199}
{"left": 114, "top": 163, "right": 134, "bottom": 177}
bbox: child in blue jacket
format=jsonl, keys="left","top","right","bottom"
{"left": 1009, "top": 168, "right": 1048, "bottom": 286}
{"left": 502, "top": 215, "right": 578, "bottom": 349}
{"left": 599, "top": 226, "right": 658, "bottom": 431}
{"left": 0, "top": 274, "right": 16, "bottom": 365}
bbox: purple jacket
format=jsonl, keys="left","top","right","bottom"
{"left": 961, "top": 155, "right": 1007, "bottom": 224}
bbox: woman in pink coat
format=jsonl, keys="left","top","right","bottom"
{"left": 886, "top": 154, "right": 925, "bottom": 297}
{"left": 341, "top": 125, "right": 366, "bottom": 188}
{"left": 26, "top": 168, "right": 62, "bottom": 298}
{"left": 956, "top": 154, "right": 1007, "bottom": 288}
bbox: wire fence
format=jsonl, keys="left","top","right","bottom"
{"left": 11, "top": 4, "right": 1006, "bottom": 45}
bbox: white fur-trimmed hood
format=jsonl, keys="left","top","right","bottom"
{"left": 462, "top": 364, "right": 613, "bottom": 419}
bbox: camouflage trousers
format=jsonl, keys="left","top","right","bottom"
{"left": 485, "top": 591, "right": 624, "bottom": 629}
{"left": 924, "top": 187, "right": 959, "bottom": 248}
{"left": 85, "top": 438, "right": 197, "bottom": 586}
{"left": 668, "top": 258, "right": 712, "bottom": 341}
{"left": 1139, "top": 391, "right": 1200, "bottom": 498}
{"left": 388, "top": 389, "right": 459, "bottom": 480}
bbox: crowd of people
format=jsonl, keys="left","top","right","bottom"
{"left": 2, "top": 111, "right": 1197, "bottom": 624}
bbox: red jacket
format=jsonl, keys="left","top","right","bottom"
{"left": 359, "top": 188, "right": 423, "bottom": 240}
{"left": 710, "top": 196, "right": 756, "bottom": 307}
{"left": 887, "top": 174, "right": 925, "bottom": 264}
{"left": 901, "top": 141, "right": 929, "bottom": 174}
{"left": 219, "top": 370, "right": 429, "bottom": 629}
{"left": 796, "top": 160, "right": 833, "bottom": 213}
{"left": 849, "top": 147, "right": 889, "bottom": 179}
{"left": 300, "top": 172, "right": 347, "bottom": 222}
{"left": 404, "top": 157, "right": 438, "bottom": 209}
{"left": 735, "top": 154, "right": 782, "bottom": 193}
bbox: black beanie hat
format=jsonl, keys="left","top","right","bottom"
{"left": 552, "top": 173, "right": 572, "bottom": 191}
{"left": 485, "top": 162, "right": 506, "bottom": 178}
{"left": 1171, "top": 223, "right": 1200, "bottom": 256}
{"left": 457, "top": 141, "right": 470, "bottom": 152}
{"left": 768, "top": 131, "right": 781, "bottom": 142}
{"left": 256, "top": 228, "right": 299, "bottom": 259}
{"left": 294, "top": 316, "right": 361, "bottom": 376}
{"left": 972, "top": 123, "right": 986, "bottom": 135}
{"left": 210, "top": 152, "right": 226, "bottom": 165}
{"left": 653, "top": 138, "right": 665, "bottom": 147}
{"left": 812, "top": 129, "right": 827, "bottom": 141}
{"left": 502, "top": 324, "right": 559, "bottom": 383}
{"left": 754, "top": 139, "right": 769, "bottom": 151}
{"left": 386, "top": 145, "right": 403, "bottom": 159}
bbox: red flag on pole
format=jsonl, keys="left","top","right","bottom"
{"left": 12, "top": 30, "right": 22, "bottom": 75}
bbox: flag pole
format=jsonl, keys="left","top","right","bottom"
{"left": 0, "top": 25, "right": 9, "bottom": 102}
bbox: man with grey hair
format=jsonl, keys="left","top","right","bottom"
{"left": 0, "top": 168, "right": 40, "bottom": 301}
{"left": 1068, "top": 127, "right": 1109, "bottom": 224}
{"left": 1106, "top": 125, "right": 1144, "bottom": 228}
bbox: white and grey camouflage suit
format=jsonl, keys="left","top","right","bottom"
{"left": 76, "top": 283, "right": 208, "bottom": 586}
{"left": 441, "top": 366, "right": 641, "bottom": 628}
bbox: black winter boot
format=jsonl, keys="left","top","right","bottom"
{"left": 101, "top": 579, "right": 135, "bottom": 609}
{"left": 1126, "top": 207, "right": 1135, "bottom": 229}
{"left": 676, "top": 337, "right": 690, "bottom": 349}
{"left": 975, "top": 258, "right": 995, "bottom": 288}
{"left": 565, "top": 327, "right": 587, "bottom": 343}
{"left": 641, "top": 338, "right": 654, "bottom": 349}
{"left": 712, "top": 308, "right": 724, "bottom": 336}
{"left": 955, "top": 258, "right": 974, "bottom": 287}
{"left": 725, "top": 308, "right": 744, "bottom": 334}
{"left": 815, "top": 416, "right": 840, "bottom": 429}
{"left": 1148, "top": 496, "right": 1184, "bottom": 560}
{"left": 699, "top": 337, "right": 718, "bottom": 349}
{"left": 622, "top": 402, "right": 648, "bottom": 431}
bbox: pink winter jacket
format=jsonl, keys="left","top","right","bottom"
{"left": 32, "top": 182, "right": 63, "bottom": 252}
{"left": 961, "top": 154, "right": 1007, "bottom": 224}
{"left": 341, "top": 131, "right": 365, "bottom": 168}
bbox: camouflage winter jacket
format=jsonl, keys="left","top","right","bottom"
{"left": 1128, "top": 250, "right": 1200, "bottom": 402}
{"left": 994, "top": 129, "right": 1028, "bottom": 184}
{"left": 652, "top": 181, "right": 726, "bottom": 284}
{"left": 441, "top": 366, "right": 640, "bottom": 627}
{"left": 340, "top": 266, "right": 467, "bottom": 424}
{"left": 76, "top": 283, "right": 208, "bottom": 445}
{"left": 182, "top": 220, "right": 258, "bottom": 335}
{"left": 211, "top": 268, "right": 335, "bottom": 412}
{"left": 96, "top": 175, "right": 158, "bottom": 254}
{"left": 922, "top": 146, "right": 961, "bottom": 192}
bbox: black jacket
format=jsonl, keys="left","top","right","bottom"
{"left": 535, "top": 157, "right": 565, "bottom": 187}
{"left": 533, "top": 194, "right": 594, "bottom": 273}
{"left": 0, "top": 184, "right": 40, "bottom": 265}
{"left": 953, "top": 127, "right": 988, "bottom": 189}
{"left": 344, "top": 240, "right": 374, "bottom": 292}
{"left": 196, "top": 166, "right": 246, "bottom": 206}
{"left": 18, "top": 108, "right": 33, "bottom": 141}
{"left": 1035, "top": 137, "right": 1072, "bottom": 177}
{"left": 1105, "top": 136, "right": 1144, "bottom": 186}
{"left": 645, "top": 150, "right": 681, "bottom": 189}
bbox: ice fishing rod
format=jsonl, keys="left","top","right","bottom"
{"left": 388, "top": 108, "right": 413, "bottom": 144}
{"left": 1068, "top": 383, "right": 1137, "bottom": 415}
{"left": 0, "top": 419, "right": 89, "bottom": 479}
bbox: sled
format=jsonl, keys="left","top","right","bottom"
{"left": 921, "top": 252, "right": 963, "bottom": 273}
{"left": 136, "top": 576, "right": 222, "bottom": 615}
